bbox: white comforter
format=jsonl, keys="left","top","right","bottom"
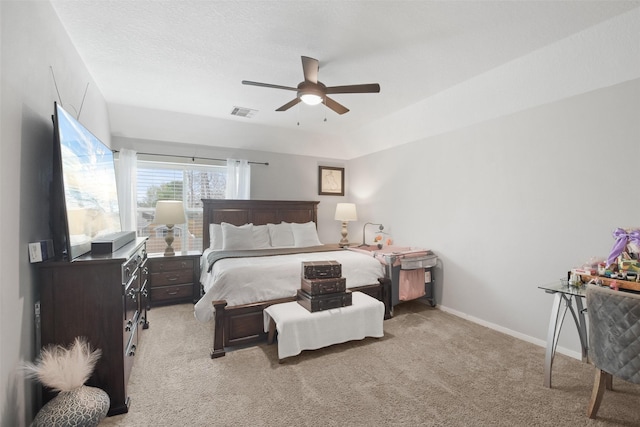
{"left": 194, "top": 248, "right": 384, "bottom": 322}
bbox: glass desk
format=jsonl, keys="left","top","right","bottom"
{"left": 538, "top": 282, "right": 588, "bottom": 388}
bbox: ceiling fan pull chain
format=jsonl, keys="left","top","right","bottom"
{"left": 324, "top": 98, "right": 327, "bottom": 122}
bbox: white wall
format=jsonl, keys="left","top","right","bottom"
{"left": 345, "top": 7, "right": 640, "bottom": 159}
{"left": 349, "top": 78, "right": 640, "bottom": 357}
{"left": 0, "top": 2, "right": 110, "bottom": 424}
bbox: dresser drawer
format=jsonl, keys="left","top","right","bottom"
{"left": 150, "top": 284, "right": 193, "bottom": 302}
{"left": 150, "top": 269, "right": 193, "bottom": 287}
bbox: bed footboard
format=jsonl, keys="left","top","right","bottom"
{"left": 209, "top": 277, "right": 391, "bottom": 358}
{"left": 210, "top": 297, "right": 295, "bottom": 359}
{"left": 211, "top": 300, "right": 227, "bottom": 358}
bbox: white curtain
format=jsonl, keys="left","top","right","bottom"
{"left": 116, "top": 149, "right": 138, "bottom": 232}
{"left": 225, "top": 158, "right": 250, "bottom": 199}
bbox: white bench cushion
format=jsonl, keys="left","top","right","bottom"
{"left": 263, "top": 291, "right": 384, "bottom": 359}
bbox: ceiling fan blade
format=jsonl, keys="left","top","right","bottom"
{"left": 242, "top": 80, "right": 297, "bottom": 91}
{"left": 324, "top": 96, "right": 349, "bottom": 115}
{"left": 276, "top": 98, "right": 302, "bottom": 112}
{"left": 325, "top": 83, "right": 381, "bottom": 94}
{"left": 301, "top": 56, "right": 319, "bottom": 84}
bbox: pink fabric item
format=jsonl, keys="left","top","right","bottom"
{"left": 399, "top": 269, "right": 425, "bottom": 301}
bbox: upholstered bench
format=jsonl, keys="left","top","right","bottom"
{"left": 263, "top": 291, "right": 385, "bottom": 360}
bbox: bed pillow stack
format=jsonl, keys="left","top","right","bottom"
{"left": 252, "top": 225, "right": 271, "bottom": 249}
{"left": 290, "top": 221, "right": 323, "bottom": 247}
{"left": 209, "top": 223, "right": 223, "bottom": 250}
{"left": 269, "top": 222, "right": 323, "bottom": 248}
{"left": 267, "top": 222, "right": 295, "bottom": 247}
{"left": 220, "top": 223, "right": 253, "bottom": 250}
{"left": 211, "top": 221, "right": 323, "bottom": 250}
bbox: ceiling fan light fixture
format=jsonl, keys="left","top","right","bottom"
{"left": 242, "top": 56, "right": 379, "bottom": 114}
{"left": 300, "top": 93, "right": 323, "bottom": 106}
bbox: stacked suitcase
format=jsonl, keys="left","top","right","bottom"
{"left": 297, "top": 260, "right": 352, "bottom": 312}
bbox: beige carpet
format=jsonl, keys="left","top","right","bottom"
{"left": 100, "top": 300, "right": 640, "bottom": 426}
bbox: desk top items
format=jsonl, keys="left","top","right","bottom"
{"left": 571, "top": 227, "right": 640, "bottom": 292}
{"left": 23, "top": 337, "right": 109, "bottom": 427}
{"left": 606, "top": 228, "right": 640, "bottom": 267}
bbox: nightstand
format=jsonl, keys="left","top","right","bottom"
{"left": 148, "top": 251, "right": 200, "bottom": 306}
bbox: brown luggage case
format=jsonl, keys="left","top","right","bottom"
{"left": 301, "top": 260, "right": 342, "bottom": 280}
{"left": 301, "top": 277, "right": 346, "bottom": 295}
{"left": 296, "top": 289, "right": 352, "bottom": 312}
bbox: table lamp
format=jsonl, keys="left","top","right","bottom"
{"left": 154, "top": 200, "right": 186, "bottom": 256}
{"left": 334, "top": 203, "right": 357, "bottom": 247}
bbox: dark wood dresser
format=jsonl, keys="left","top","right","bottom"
{"left": 37, "top": 238, "right": 148, "bottom": 416}
{"left": 148, "top": 251, "right": 200, "bottom": 306}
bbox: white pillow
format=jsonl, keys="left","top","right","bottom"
{"left": 221, "top": 222, "right": 254, "bottom": 250}
{"left": 252, "top": 224, "right": 271, "bottom": 249}
{"left": 209, "top": 223, "right": 223, "bottom": 250}
{"left": 291, "top": 221, "right": 323, "bottom": 247}
{"left": 268, "top": 222, "right": 294, "bottom": 247}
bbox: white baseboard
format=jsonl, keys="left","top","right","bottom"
{"left": 436, "top": 304, "right": 583, "bottom": 361}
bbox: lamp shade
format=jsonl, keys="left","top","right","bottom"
{"left": 154, "top": 200, "right": 186, "bottom": 225}
{"left": 334, "top": 203, "right": 357, "bottom": 222}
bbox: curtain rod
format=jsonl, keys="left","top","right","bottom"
{"left": 113, "top": 150, "right": 269, "bottom": 166}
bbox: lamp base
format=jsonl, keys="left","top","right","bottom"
{"left": 339, "top": 221, "right": 349, "bottom": 247}
{"left": 164, "top": 226, "right": 176, "bottom": 256}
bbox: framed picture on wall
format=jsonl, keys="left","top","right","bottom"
{"left": 318, "top": 166, "right": 345, "bottom": 196}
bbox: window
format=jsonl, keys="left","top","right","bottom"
{"left": 136, "top": 161, "right": 226, "bottom": 254}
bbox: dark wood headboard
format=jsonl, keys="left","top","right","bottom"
{"left": 201, "top": 199, "right": 319, "bottom": 250}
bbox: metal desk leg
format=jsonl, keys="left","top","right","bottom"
{"left": 574, "top": 297, "right": 589, "bottom": 362}
{"left": 543, "top": 292, "right": 588, "bottom": 388}
{"left": 544, "top": 292, "right": 569, "bottom": 388}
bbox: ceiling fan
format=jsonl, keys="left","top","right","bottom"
{"left": 242, "top": 56, "right": 380, "bottom": 115}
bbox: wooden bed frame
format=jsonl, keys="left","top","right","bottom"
{"left": 201, "top": 199, "right": 391, "bottom": 358}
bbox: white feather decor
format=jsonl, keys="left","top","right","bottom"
{"left": 23, "top": 337, "right": 102, "bottom": 392}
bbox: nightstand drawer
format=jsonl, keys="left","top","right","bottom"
{"left": 150, "top": 284, "right": 193, "bottom": 302}
{"left": 150, "top": 270, "right": 193, "bottom": 287}
{"left": 149, "top": 258, "right": 194, "bottom": 273}
{"left": 148, "top": 253, "right": 200, "bottom": 306}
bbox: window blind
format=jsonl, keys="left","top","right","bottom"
{"left": 136, "top": 161, "right": 226, "bottom": 254}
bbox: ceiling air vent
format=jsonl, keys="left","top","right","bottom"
{"left": 230, "top": 106, "right": 257, "bottom": 118}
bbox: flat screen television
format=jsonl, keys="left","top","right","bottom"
{"left": 51, "top": 102, "right": 122, "bottom": 260}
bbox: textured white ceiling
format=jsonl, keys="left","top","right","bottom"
{"left": 50, "top": 0, "right": 640, "bottom": 159}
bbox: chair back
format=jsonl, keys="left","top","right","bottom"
{"left": 586, "top": 284, "right": 640, "bottom": 384}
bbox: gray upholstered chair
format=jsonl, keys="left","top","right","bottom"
{"left": 585, "top": 284, "right": 640, "bottom": 419}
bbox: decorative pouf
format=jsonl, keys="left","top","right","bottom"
{"left": 24, "top": 337, "right": 108, "bottom": 427}
{"left": 33, "top": 385, "right": 109, "bottom": 427}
